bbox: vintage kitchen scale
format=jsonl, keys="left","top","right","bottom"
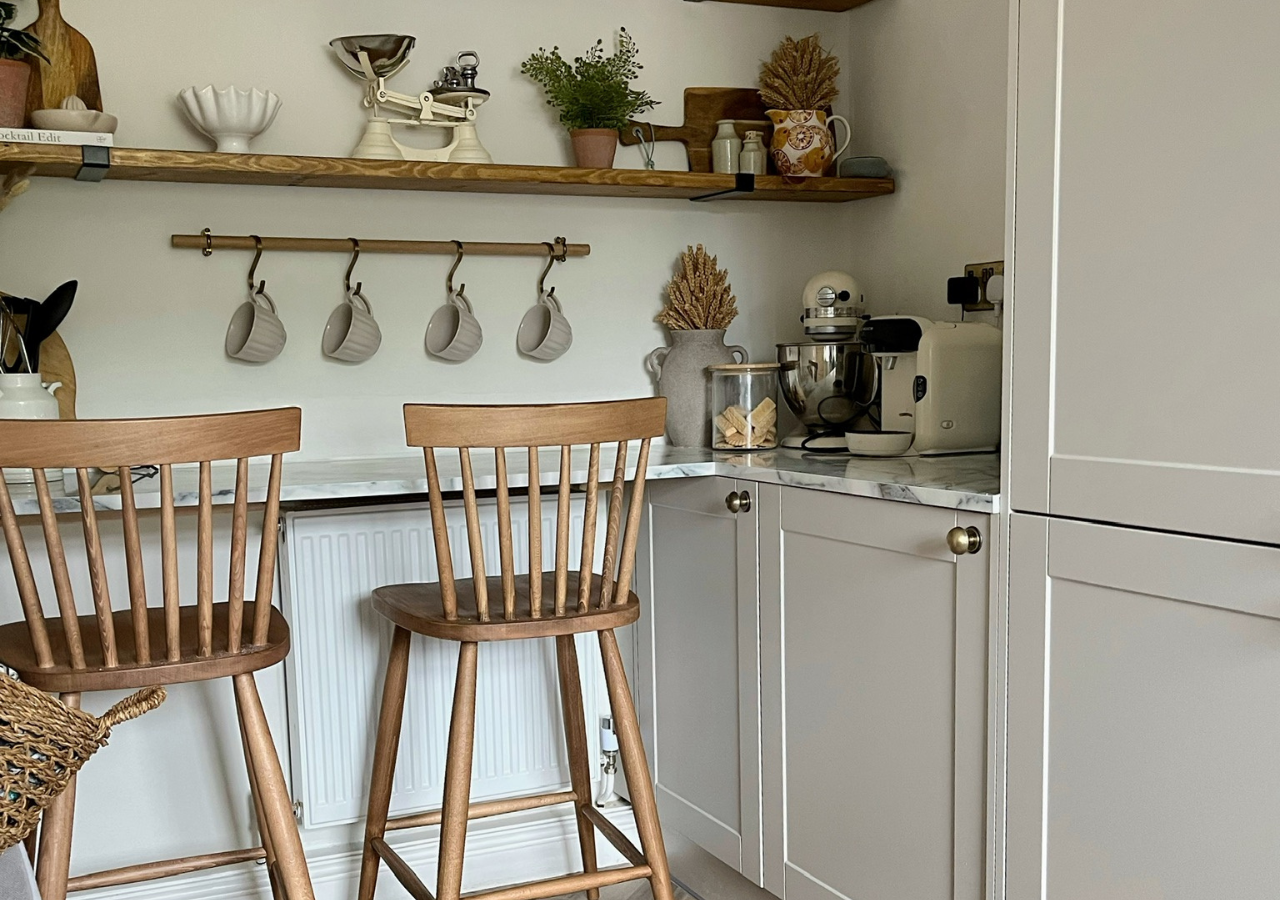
{"left": 330, "top": 34, "right": 493, "bottom": 163}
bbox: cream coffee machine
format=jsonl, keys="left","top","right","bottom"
{"left": 845, "top": 316, "right": 1002, "bottom": 457}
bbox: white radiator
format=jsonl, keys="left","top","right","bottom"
{"left": 280, "top": 496, "right": 610, "bottom": 829}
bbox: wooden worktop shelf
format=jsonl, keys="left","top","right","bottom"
{"left": 0, "top": 144, "right": 894, "bottom": 204}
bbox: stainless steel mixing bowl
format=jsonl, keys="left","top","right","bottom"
{"left": 776, "top": 341, "right": 876, "bottom": 429}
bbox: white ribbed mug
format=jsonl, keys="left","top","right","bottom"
{"left": 426, "top": 290, "right": 483, "bottom": 362}
{"left": 323, "top": 288, "right": 382, "bottom": 363}
{"left": 517, "top": 290, "right": 573, "bottom": 361}
{"left": 226, "top": 288, "right": 286, "bottom": 363}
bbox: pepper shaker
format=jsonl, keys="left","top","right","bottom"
{"left": 711, "top": 120, "right": 742, "bottom": 174}
{"left": 739, "top": 130, "right": 767, "bottom": 175}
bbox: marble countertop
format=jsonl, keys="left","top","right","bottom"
{"left": 6, "top": 446, "right": 1000, "bottom": 517}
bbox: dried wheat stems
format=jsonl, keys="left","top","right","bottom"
{"left": 759, "top": 34, "right": 841, "bottom": 111}
{"left": 656, "top": 245, "right": 738, "bottom": 331}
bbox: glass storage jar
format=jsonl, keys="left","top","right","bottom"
{"left": 708, "top": 363, "right": 781, "bottom": 451}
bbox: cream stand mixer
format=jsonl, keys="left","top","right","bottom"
{"left": 330, "top": 35, "right": 493, "bottom": 163}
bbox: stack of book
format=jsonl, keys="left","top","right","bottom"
{"left": 0, "top": 127, "right": 112, "bottom": 147}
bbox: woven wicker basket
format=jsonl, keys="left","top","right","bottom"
{"left": 0, "top": 674, "right": 165, "bottom": 851}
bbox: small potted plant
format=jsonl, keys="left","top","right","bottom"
{"left": 521, "top": 27, "right": 657, "bottom": 169}
{"left": 759, "top": 34, "right": 848, "bottom": 177}
{"left": 0, "top": 2, "right": 48, "bottom": 128}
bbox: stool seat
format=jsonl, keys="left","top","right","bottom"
{"left": 373, "top": 574, "right": 640, "bottom": 643}
{"left": 0, "top": 603, "right": 291, "bottom": 693}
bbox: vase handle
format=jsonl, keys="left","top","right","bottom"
{"left": 729, "top": 345, "right": 749, "bottom": 364}
{"left": 828, "top": 115, "right": 852, "bottom": 162}
{"left": 645, "top": 346, "right": 670, "bottom": 377}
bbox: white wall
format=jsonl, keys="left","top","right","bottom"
{"left": 2, "top": 0, "right": 865, "bottom": 461}
{"left": 841, "top": 0, "right": 1009, "bottom": 320}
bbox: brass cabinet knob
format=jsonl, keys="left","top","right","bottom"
{"left": 947, "top": 526, "right": 983, "bottom": 555}
{"left": 726, "top": 491, "right": 752, "bottom": 514}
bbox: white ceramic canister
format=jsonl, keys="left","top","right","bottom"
{"left": 711, "top": 120, "right": 742, "bottom": 175}
{"left": 0, "top": 374, "right": 63, "bottom": 485}
{"left": 739, "top": 130, "right": 767, "bottom": 175}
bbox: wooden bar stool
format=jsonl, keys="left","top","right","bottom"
{"left": 358, "top": 399, "right": 673, "bottom": 900}
{"left": 0, "top": 409, "right": 314, "bottom": 900}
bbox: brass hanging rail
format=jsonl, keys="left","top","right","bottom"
{"left": 172, "top": 230, "right": 589, "bottom": 259}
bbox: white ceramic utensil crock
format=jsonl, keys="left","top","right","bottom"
{"left": 426, "top": 290, "right": 483, "bottom": 362}
{"left": 0, "top": 374, "right": 63, "bottom": 484}
{"left": 517, "top": 290, "right": 573, "bottom": 361}
{"left": 323, "top": 288, "right": 382, "bottom": 363}
{"left": 226, "top": 288, "right": 287, "bottom": 363}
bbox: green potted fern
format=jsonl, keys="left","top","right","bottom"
{"left": 0, "top": 2, "right": 47, "bottom": 127}
{"left": 521, "top": 28, "right": 657, "bottom": 169}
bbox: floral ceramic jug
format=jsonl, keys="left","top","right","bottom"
{"left": 767, "top": 110, "right": 851, "bottom": 177}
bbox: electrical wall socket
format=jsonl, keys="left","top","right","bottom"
{"left": 964, "top": 260, "right": 1004, "bottom": 311}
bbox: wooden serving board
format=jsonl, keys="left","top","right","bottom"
{"left": 621, "top": 88, "right": 772, "bottom": 173}
{"left": 24, "top": 0, "right": 103, "bottom": 122}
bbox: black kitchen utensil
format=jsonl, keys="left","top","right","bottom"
{"left": 23, "top": 281, "right": 77, "bottom": 372}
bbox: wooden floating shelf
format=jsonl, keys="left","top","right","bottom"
{"left": 687, "top": 0, "right": 876, "bottom": 11}
{"left": 0, "top": 144, "right": 894, "bottom": 204}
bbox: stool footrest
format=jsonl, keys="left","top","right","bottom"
{"left": 469, "top": 865, "right": 653, "bottom": 900}
{"left": 66, "top": 847, "right": 268, "bottom": 892}
{"left": 385, "top": 790, "right": 578, "bottom": 833}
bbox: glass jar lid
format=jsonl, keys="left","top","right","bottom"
{"left": 707, "top": 362, "right": 781, "bottom": 372}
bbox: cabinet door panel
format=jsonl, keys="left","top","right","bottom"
{"left": 637, "top": 477, "right": 762, "bottom": 884}
{"left": 767, "top": 489, "right": 989, "bottom": 900}
{"left": 1007, "top": 514, "right": 1280, "bottom": 898}
{"left": 1008, "top": 0, "right": 1280, "bottom": 542}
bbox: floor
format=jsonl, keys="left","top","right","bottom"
{"left": 562, "top": 884, "right": 696, "bottom": 900}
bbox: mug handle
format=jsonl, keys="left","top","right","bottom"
{"left": 450, "top": 290, "right": 474, "bottom": 314}
{"left": 347, "top": 288, "right": 373, "bottom": 314}
{"left": 828, "top": 115, "right": 852, "bottom": 161}
{"left": 253, "top": 287, "right": 277, "bottom": 314}
{"left": 729, "top": 345, "right": 749, "bottom": 364}
{"left": 645, "top": 346, "right": 670, "bottom": 377}
{"left": 540, "top": 289, "right": 563, "bottom": 313}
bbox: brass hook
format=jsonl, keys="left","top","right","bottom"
{"left": 247, "top": 235, "right": 266, "bottom": 295}
{"left": 202, "top": 227, "right": 214, "bottom": 257}
{"left": 344, "top": 238, "right": 362, "bottom": 295}
{"left": 447, "top": 240, "right": 465, "bottom": 296}
{"left": 538, "top": 242, "right": 558, "bottom": 299}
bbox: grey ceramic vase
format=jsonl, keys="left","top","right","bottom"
{"left": 647, "top": 329, "right": 748, "bottom": 447}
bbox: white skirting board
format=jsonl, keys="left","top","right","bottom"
{"left": 78, "top": 804, "right": 642, "bottom": 900}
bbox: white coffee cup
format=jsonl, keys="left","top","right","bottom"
{"left": 226, "top": 288, "right": 286, "bottom": 363}
{"left": 517, "top": 290, "right": 573, "bottom": 361}
{"left": 323, "top": 288, "right": 382, "bottom": 363}
{"left": 426, "top": 290, "right": 483, "bottom": 362}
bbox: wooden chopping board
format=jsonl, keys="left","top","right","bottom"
{"left": 621, "top": 87, "right": 772, "bottom": 173}
{"left": 24, "top": 0, "right": 103, "bottom": 122}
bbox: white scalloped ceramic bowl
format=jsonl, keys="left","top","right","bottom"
{"left": 178, "top": 85, "right": 281, "bottom": 153}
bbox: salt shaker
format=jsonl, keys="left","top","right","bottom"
{"left": 711, "top": 120, "right": 742, "bottom": 174}
{"left": 739, "top": 130, "right": 767, "bottom": 175}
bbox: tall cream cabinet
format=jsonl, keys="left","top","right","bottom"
{"left": 637, "top": 479, "right": 993, "bottom": 900}
{"left": 1004, "top": 0, "right": 1280, "bottom": 896}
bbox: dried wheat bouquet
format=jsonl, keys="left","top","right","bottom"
{"left": 656, "top": 245, "right": 739, "bottom": 331}
{"left": 759, "top": 34, "right": 841, "bottom": 111}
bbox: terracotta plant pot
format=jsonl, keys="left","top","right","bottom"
{"left": 0, "top": 59, "right": 31, "bottom": 128}
{"left": 570, "top": 128, "right": 619, "bottom": 169}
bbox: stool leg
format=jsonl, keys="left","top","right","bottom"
{"left": 234, "top": 672, "right": 316, "bottom": 900}
{"left": 36, "top": 692, "right": 80, "bottom": 900}
{"left": 438, "top": 642, "right": 479, "bottom": 900}
{"left": 359, "top": 626, "right": 413, "bottom": 900}
{"left": 598, "top": 630, "right": 674, "bottom": 900}
{"left": 238, "top": 691, "right": 284, "bottom": 900}
{"left": 556, "top": 634, "right": 600, "bottom": 898}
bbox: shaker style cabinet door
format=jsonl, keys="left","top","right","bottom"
{"left": 635, "top": 477, "right": 764, "bottom": 886}
{"left": 761, "top": 488, "right": 989, "bottom": 900}
{"left": 1007, "top": 0, "right": 1280, "bottom": 542}
{"left": 1006, "top": 514, "right": 1280, "bottom": 898}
